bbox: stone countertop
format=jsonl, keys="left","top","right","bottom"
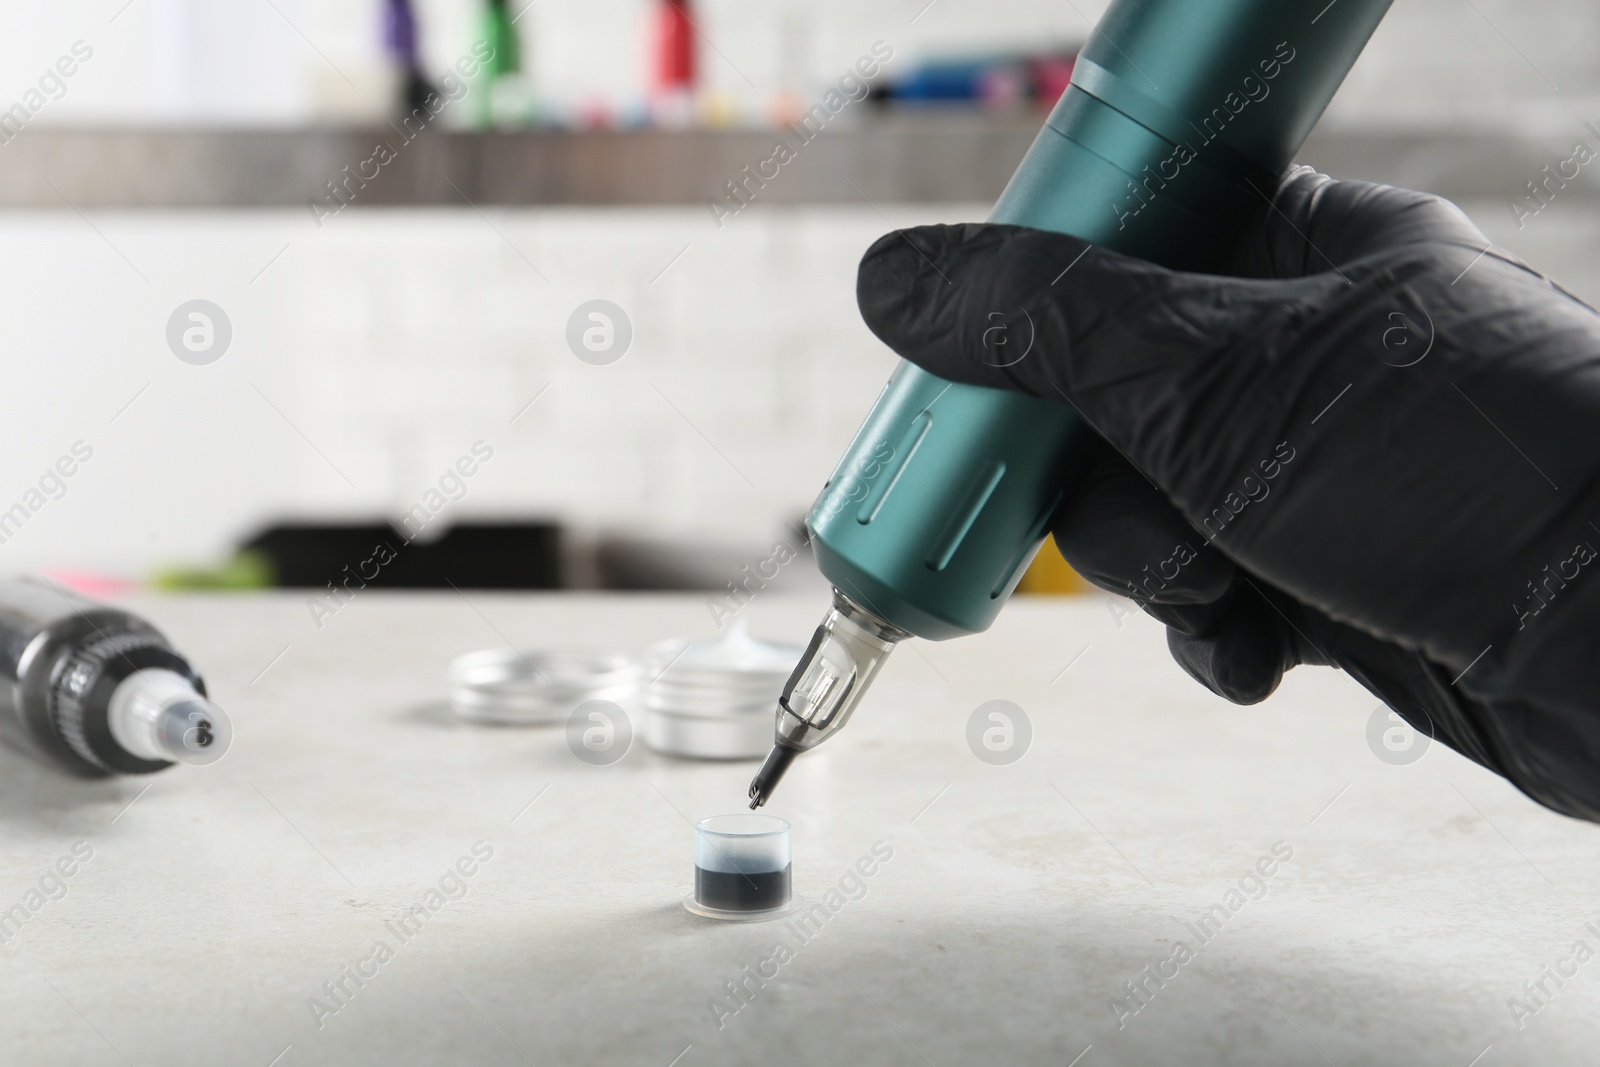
{"left": 0, "top": 591, "right": 1591, "bottom": 1066}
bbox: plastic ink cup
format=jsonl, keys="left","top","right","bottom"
{"left": 684, "top": 814, "right": 795, "bottom": 921}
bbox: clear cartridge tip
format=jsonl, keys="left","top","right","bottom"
{"left": 745, "top": 589, "right": 906, "bottom": 809}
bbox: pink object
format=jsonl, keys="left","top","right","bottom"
{"left": 579, "top": 95, "right": 614, "bottom": 128}
{"left": 42, "top": 569, "right": 141, "bottom": 599}
{"left": 1031, "top": 55, "right": 1076, "bottom": 109}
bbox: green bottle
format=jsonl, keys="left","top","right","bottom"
{"left": 478, "top": 0, "right": 524, "bottom": 126}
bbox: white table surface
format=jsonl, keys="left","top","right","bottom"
{"left": 0, "top": 590, "right": 1593, "bottom": 1067}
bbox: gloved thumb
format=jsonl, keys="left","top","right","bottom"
{"left": 855, "top": 222, "right": 1345, "bottom": 475}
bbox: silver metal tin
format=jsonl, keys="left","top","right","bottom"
{"left": 449, "top": 649, "right": 639, "bottom": 725}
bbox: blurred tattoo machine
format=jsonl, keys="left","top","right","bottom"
{"left": 750, "top": 0, "right": 1393, "bottom": 807}
{"left": 0, "top": 579, "right": 231, "bottom": 776}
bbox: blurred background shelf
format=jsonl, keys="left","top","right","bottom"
{"left": 0, "top": 123, "right": 1587, "bottom": 208}
{"left": 5, "top": 0, "right": 1598, "bottom": 593}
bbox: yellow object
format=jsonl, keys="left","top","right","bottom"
{"left": 1016, "top": 534, "right": 1089, "bottom": 595}
{"left": 698, "top": 89, "right": 738, "bottom": 128}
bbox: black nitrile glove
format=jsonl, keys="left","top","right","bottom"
{"left": 856, "top": 166, "right": 1600, "bottom": 823}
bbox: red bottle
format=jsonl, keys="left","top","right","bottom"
{"left": 652, "top": 0, "right": 696, "bottom": 92}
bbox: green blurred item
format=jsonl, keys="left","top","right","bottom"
{"left": 152, "top": 550, "right": 275, "bottom": 591}
{"left": 481, "top": 0, "right": 520, "bottom": 77}
{"left": 478, "top": 0, "right": 528, "bottom": 127}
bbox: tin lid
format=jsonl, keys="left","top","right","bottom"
{"left": 449, "top": 649, "right": 639, "bottom": 725}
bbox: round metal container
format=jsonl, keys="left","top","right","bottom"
{"left": 644, "top": 708, "right": 773, "bottom": 760}
{"left": 449, "top": 649, "right": 639, "bottom": 725}
{"left": 642, "top": 625, "right": 801, "bottom": 760}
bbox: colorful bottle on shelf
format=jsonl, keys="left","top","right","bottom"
{"left": 649, "top": 0, "right": 697, "bottom": 127}
{"left": 383, "top": 0, "right": 436, "bottom": 116}
{"left": 479, "top": 0, "right": 527, "bottom": 126}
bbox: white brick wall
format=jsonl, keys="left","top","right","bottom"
{"left": 0, "top": 202, "right": 974, "bottom": 575}
{"left": 0, "top": 189, "right": 1593, "bottom": 578}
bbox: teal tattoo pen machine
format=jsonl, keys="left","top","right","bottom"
{"left": 750, "top": 0, "right": 1393, "bottom": 806}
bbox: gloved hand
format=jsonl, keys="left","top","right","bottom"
{"left": 856, "top": 166, "right": 1600, "bottom": 823}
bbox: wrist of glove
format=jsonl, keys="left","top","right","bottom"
{"left": 855, "top": 166, "right": 1600, "bottom": 822}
